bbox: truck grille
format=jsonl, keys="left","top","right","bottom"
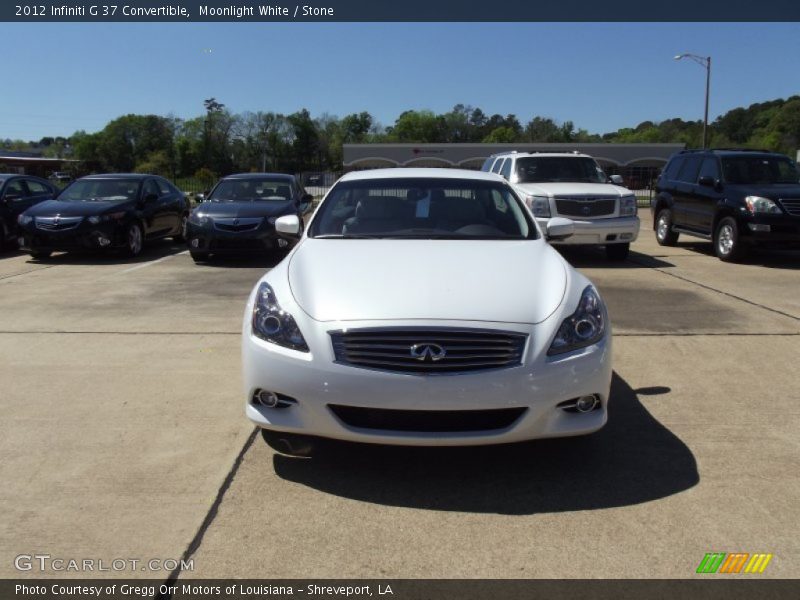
{"left": 779, "top": 198, "right": 800, "bottom": 216}
{"left": 329, "top": 405, "right": 527, "bottom": 432}
{"left": 330, "top": 328, "right": 527, "bottom": 374}
{"left": 35, "top": 216, "right": 83, "bottom": 231}
{"left": 554, "top": 197, "right": 616, "bottom": 217}
{"left": 213, "top": 217, "right": 263, "bottom": 232}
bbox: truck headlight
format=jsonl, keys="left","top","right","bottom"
{"left": 745, "top": 196, "right": 781, "bottom": 214}
{"left": 252, "top": 282, "right": 309, "bottom": 352}
{"left": 620, "top": 195, "right": 637, "bottom": 217}
{"left": 548, "top": 286, "right": 607, "bottom": 356}
{"left": 526, "top": 195, "right": 551, "bottom": 217}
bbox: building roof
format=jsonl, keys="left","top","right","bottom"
{"left": 222, "top": 173, "right": 295, "bottom": 180}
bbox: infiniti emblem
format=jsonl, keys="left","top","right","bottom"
{"left": 54, "top": 216, "right": 60, "bottom": 225}
{"left": 581, "top": 206, "right": 591, "bottom": 215}
{"left": 410, "top": 343, "right": 447, "bottom": 362}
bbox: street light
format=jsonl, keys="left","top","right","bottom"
{"left": 674, "top": 53, "right": 711, "bottom": 149}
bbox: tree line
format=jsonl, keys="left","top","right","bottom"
{"left": 3, "top": 96, "right": 799, "bottom": 181}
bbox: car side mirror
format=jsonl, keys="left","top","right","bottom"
{"left": 195, "top": 193, "right": 205, "bottom": 203}
{"left": 609, "top": 174, "right": 625, "bottom": 185}
{"left": 697, "top": 176, "right": 716, "bottom": 187}
{"left": 546, "top": 217, "right": 575, "bottom": 241}
{"left": 275, "top": 214, "right": 301, "bottom": 237}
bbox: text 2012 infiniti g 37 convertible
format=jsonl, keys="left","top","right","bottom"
{"left": 242, "top": 168, "right": 612, "bottom": 455}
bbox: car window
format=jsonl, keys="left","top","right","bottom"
{"left": 156, "top": 178, "right": 173, "bottom": 195}
{"left": 491, "top": 158, "right": 505, "bottom": 174}
{"left": 698, "top": 158, "right": 720, "bottom": 182}
{"left": 721, "top": 156, "right": 800, "bottom": 185}
{"left": 310, "top": 178, "right": 536, "bottom": 240}
{"left": 663, "top": 157, "right": 684, "bottom": 181}
{"left": 676, "top": 156, "right": 702, "bottom": 183}
{"left": 209, "top": 178, "right": 295, "bottom": 202}
{"left": 499, "top": 159, "right": 513, "bottom": 179}
{"left": 3, "top": 180, "right": 25, "bottom": 200}
{"left": 480, "top": 157, "right": 495, "bottom": 171}
{"left": 515, "top": 157, "right": 607, "bottom": 184}
{"left": 143, "top": 179, "right": 160, "bottom": 197}
{"left": 25, "top": 179, "right": 51, "bottom": 195}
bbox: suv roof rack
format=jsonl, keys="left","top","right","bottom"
{"left": 679, "top": 147, "right": 775, "bottom": 154}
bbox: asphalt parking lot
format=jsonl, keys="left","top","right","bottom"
{"left": 1, "top": 226, "right": 798, "bottom": 580}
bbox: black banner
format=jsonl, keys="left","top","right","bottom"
{"left": 3, "top": 0, "right": 800, "bottom": 22}
{"left": 3, "top": 580, "right": 800, "bottom": 600}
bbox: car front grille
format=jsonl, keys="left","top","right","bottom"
{"left": 330, "top": 328, "right": 527, "bottom": 374}
{"left": 328, "top": 405, "right": 527, "bottom": 432}
{"left": 35, "top": 217, "right": 83, "bottom": 231}
{"left": 211, "top": 238, "right": 265, "bottom": 250}
{"left": 779, "top": 198, "right": 800, "bottom": 216}
{"left": 213, "top": 217, "right": 263, "bottom": 232}
{"left": 554, "top": 197, "right": 617, "bottom": 217}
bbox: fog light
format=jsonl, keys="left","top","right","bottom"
{"left": 256, "top": 390, "right": 279, "bottom": 408}
{"left": 97, "top": 237, "right": 111, "bottom": 247}
{"left": 620, "top": 233, "right": 633, "bottom": 240}
{"left": 191, "top": 238, "right": 200, "bottom": 248}
{"left": 575, "top": 395, "right": 599, "bottom": 413}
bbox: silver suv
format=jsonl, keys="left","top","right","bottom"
{"left": 482, "top": 151, "right": 639, "bottom": 260}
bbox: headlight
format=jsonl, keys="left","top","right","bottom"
{"left": 745, "top": 196, "right": 781, "bottom": 214}
{"left": 620, "top": 195, "right": 637, "bottom": 217}
{"left": 526, "top": 195, "right": 551, "bottom": 217}
{"left": 548, "top": 286, "right": 607, "bottom": 356}
{"left": 88, "top": 212, "right": 127, "bottom": 225}
{"left": 189, "top": 212, "right": 210, "bottom": 226}
{"left": 18, "top": 214, "right": 33, "bottom": 226}
{"left": 252, "top": 282, "right": 309, "bottom": 352}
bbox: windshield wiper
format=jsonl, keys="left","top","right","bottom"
{"left": 312, "top": 234, "right": 383, "bottom": 239}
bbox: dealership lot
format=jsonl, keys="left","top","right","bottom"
{"left": 1, "top": 229, "right": 798, "bottom": 579}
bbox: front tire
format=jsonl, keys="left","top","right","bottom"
{"left": 173, "top": 214, "right": 188, "bottom": 243}
{"left": 190, "top": 250, "right": 209, "bottom": 263}
{"left": 606, "top": 242, "right": 630, "bottom": 261}
{"left": 714, "top": 217, "right": 747, "bottom": 262}
{"left": 30, "top": 249, "right": 52, "bottom": 260}
{"left": 124, "top": 222, "right": 144, "bottom": 258}
{"left": 655, "top": 208, "right": 679, "bottom": 246}
{"left": 261, "top": 430, "right": 317, "bottom": 458}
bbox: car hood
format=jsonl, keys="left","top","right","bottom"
{"left": 287, "top": 239, "right": 567, "bottom": 324}
{"left": 726, "top": 183, "right": 800, "bottom": 200}
{"left": 25, "top": 199, "right": 132, "bottom": 217}
{"left": 197, "top": 200, "right": 294, "bottom": 218}
{"left": 514, "top": 182, "right": 628, "bottom": 197}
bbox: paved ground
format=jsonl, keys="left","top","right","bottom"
{"left": 1, "top": 226, "right": 798, "bottom": 580}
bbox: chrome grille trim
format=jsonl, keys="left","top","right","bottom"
{"left": 779, "top": 198, "right": 800, "bottom": 216}
{"left": 35, "top": 216, "right": 83, "bottom": 231}
{"left": 554, "top": 196, "right": 617, "bottom": 218}
{"left": 330, "top": 328, "right": 527, "bottom": 374}
{"left": 213, "top": 217, "right": 263, "bottom": 232}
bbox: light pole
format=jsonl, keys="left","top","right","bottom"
{"left": 674, "top": 53, "right": 711, "bottom": 149}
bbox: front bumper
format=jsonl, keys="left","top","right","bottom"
{"left": 537, "top": 216, "right": 640, "bottom": 245}
{"left": 187, "top": 223, "right": 288, "bottom": 253}
{"left": 740, "top": 214, "right": 800, "bottom": 247}
{"left": 18, "top": 222, "right": 125, "bottom": 252}
{"left": 242, "top": 319, "right": 612, "bottom": 446}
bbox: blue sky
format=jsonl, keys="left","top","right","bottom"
{"left": 3, "top": 22, "right": 799, "bottom": 141}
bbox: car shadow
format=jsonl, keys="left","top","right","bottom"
{"left": 676, "top": 241, "right": 800, "bottom": 270}
{"left": 271, "top": 373, "right": 698, "bottom": 515}
{"left": 196, "top": 251, "right": 289, "bottom": 269}
{"left": 23, "top": 239, "right": 188, "bottom": 265}
{"left": 555, "top": 246, "right": 675, "bottom": 269}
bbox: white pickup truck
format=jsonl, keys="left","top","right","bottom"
{"left": 481, "top": 151, "right": 639, "bottom": 260}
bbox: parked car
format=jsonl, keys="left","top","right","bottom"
{"left": 0, "top": 175, "right": 58, "bottom": 249}
{"left": 49, "top": 171, "right": 72, "bottom": 183}
{"left": 652, "top": 149, "right": 800, "bottom": 261}
{"left": 186, "top": 173, "right": 314, "bottom": 262}
{"left": 242, "top": 168, "right": 612, "bottom": 456}
{"left": 481, "top": 151, "right": 639, "bottom": 260}
{"left": 17, "top": 174, "right": 190, "bottom": 259}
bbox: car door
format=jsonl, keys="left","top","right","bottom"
{"left": 690, "top": 157, "right": 722, "bottom": 234}
{"left": 155, "top": 177, "right": 183, "bottom": 233}
{"left": 1, "top": 178, "right": 32, "bottom": 233}
{"left": 671, "top": 156, "right": 702, "bottom": 230}
{"left": 140, "top": 178, "right": 166, "bottom": 237}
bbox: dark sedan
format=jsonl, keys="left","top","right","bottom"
{"left": 17, "top": 174, "right": 190, "bottom": 259}
{"left": 0, "top": 175, "right": 58, "bottom": 250}
{"left": 187, "top": 173, "right": 313, "bottom": 262}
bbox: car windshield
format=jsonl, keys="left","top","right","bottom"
{"left": 310, "top": 177, "right": 536, "bottom": 240}
{"left": 515, "top": 157, "right": 607, "bottom": 184}
{"left": 58, "top": 179, "right": 140, "bottom": 202}
{"left": 721, "top": 156, "right": 800, "bottom": 185}
{"left": 209, "top": 179, "right": 293, "bottom": 202}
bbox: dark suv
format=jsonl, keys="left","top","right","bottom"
{"left": 651, "top": 149, "right": 800, "bottom": 261}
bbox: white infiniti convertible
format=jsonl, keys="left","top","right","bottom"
{"left": 242, "top": 168, "right": 612, "bottom": 455}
